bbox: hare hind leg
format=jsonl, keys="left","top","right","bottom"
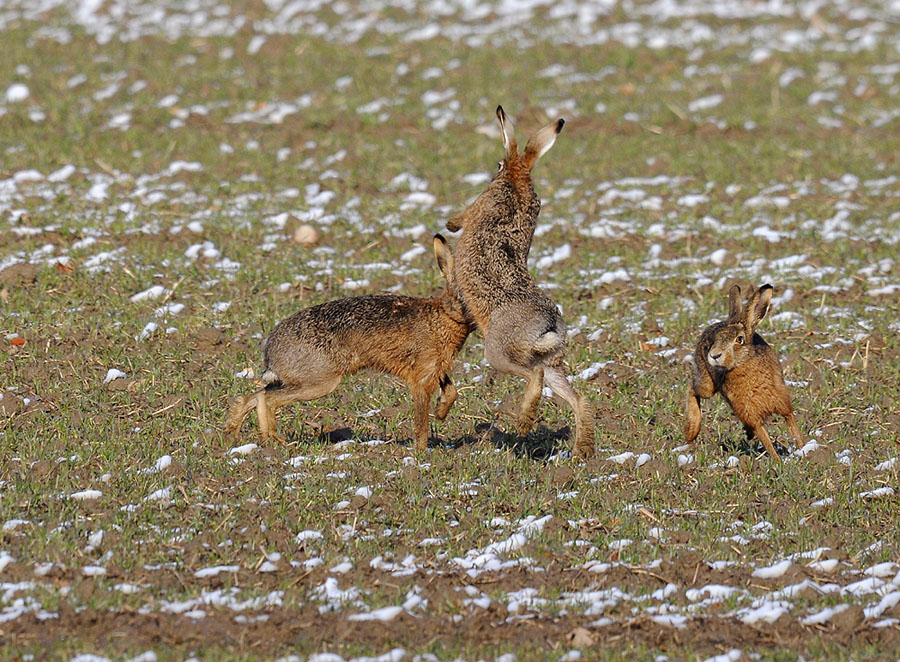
{"left": 255, "top": 390, "right": 282, "bottom": 443}
{"left": 544, "top": 366, "right": 595, "bottom": 459}
{"left": 225, "top": 391, "right": 263, "bottom": 439}
{"left": 483, "top": 338, "right": 543, "bottom": 436}
{"left": 750, "top": 423, "right": 781, "bottom": 462}
{"left": 256, "top": 376, "right": 344, "bottom": 443}
{"left": 775, "top": 391, "right": 805, "bottom": 450}
{"left": 516, "top": 367, "right": 544, "bottom": 437}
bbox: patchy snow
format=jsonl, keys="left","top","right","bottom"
{"left": 808, "top": 559, "right": 840, "bottom": 573}
{"left": 194, "top": 565, "right": 240, "bottom": 579}
{"left": 70, "top": 490, "right": 103, "bottom": 501}
{"left": 2, "top": 520, "right": 30, "bottom": 532}
{"left": 688, "top": 94, "right": 723, "bottom": 112}
{"left": 296, "top": 530, "right": 323, "bottom": 543}
{"left": 0, "top": 552, "right": 15, "bottom": 573}
{"left": 144, "top": 486, "right": 172, "bottom": 502}
{"left": 801, "top": 603, "right": 850, "bottom": 625}
{"left": 82, "top": 565, "right": 107, "bottom": 576}
{"left": 102, "top": 368, "right": 127, "bottom": 384}
{"left": 739, "top": 602, "right": 788, "bottom": 625}
{"left": 860, "top": 487, "right": 894, "bottom": 500}
{"left": 137, "top": 322, "right": 158, "bottom": 341}
{"left": 606, "top": 451, "right": 635, "bottom": 465}
{"left": 5, "top": 83, "right": 29, "bottom": 103}
{"left": 347, "top": 605, "right": 404, "bottom": 622}
{"left": 130, "top": 285, "right": 169, "bottom": 303}
{"left": 752, "top": 560, "right": 792, "bottom": 579}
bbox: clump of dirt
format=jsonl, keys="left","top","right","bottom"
{"left": 0, "top": 392, "right": 24, "bottom": 416}
{"left": 830, "top": 604, "right": 865, "bottom": 634}
{"left": 549, "top": 465, "right": 575, "bottom": 490}
{"left": 636, "top": 458, "right": 673, "bottom": 479}
{"left": 194, "top": 327, "right": 225, "bottom": 351}
{"left": 0, "top": 262, "right": 38, "bottom": 286}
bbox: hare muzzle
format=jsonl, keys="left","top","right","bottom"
{"left": 707, "top": 350, "right": 727, "bottom": 368}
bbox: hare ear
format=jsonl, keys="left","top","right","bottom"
{"left": 433, "top": 234, "right": 453, "bottom": 281}
{"left": 496, "top": 105, "right": 517, "bottom": 158}
{"left": 726, "top": 284, "right": 743, "bottom": 322}
{"left": 446, "top": 211, "right": 465, "bottom": 233}
{"left": 744, "top": 284, "right": 773, "bottom": 332}
{"left": 522, "top": 118, "right": 565, "bottom": 170}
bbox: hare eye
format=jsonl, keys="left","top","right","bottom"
{"left": 736, "top": 335, "right": 745, "bottom": 345}
{"left": 497, "top": 161, "right": 504, "bottom": 172}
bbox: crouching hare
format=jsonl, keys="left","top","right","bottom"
{"left": 684, "top": 284, "right": 804, "bottom": 461}
{"left": 447, "top": 106, "right": 595, "bottom": 458}
{"left": 225, "top": 235, "right": 470, "bottom": 451}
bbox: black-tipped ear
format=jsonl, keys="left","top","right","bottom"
{"left": 522, "top": 117, "right": 565, "bottom": 170}
{"left": 745, "top": 284, "right": 773, "bottom": 331}
{"left": 727, "top": 284, "right": 742, "bottom": 322}
{"left": 496, "top": 105, "right": 516, "bottom": 158}
{"left": 433, "top": 234, "right": 452, "bottom": 281}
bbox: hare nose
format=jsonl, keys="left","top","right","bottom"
{"left": 710, "top": 352, "right": 722, "bottom": 361}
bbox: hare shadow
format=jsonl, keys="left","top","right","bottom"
{"left": 450, "top": 421, "right": 573, "bottom": 460}
{"left": 276, "top": 420, "right": 571, "bottom": 458}
{"left": 718, "top": 426, "right": 792, "bottom": 458}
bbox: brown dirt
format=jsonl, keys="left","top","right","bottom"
{"left": 0, "top": 262, "right": 38, "bottom": 286}
{"left": 4, "top": 566, "right": 898, "bottom": 659}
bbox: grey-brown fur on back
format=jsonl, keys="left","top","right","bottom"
{"left": 450, "top": 107, "right": 565, "bottom": 351}
{"left": 445, "top": 106, "right": 594, "bottom": 458}
{"left": 225, "top": 234, "right": 471, "bottom": 450}
{"left": 263, "top": 293, "right": 465, "bottom": 387}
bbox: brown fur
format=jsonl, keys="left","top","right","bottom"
{"left": 225, "top": 235, "right": 470, "bottom": 451}
{"left": 447, "top": 106, "right": 595, "bottom": 459}
{"left": 684, "top": 284, "right": 804, "bottom": 461}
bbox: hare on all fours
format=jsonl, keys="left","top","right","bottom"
{"left": 225, "top": 234, "right": 470, "bottom": 451}
{"left": 447, "top": 106, "right": 595, "bottom": 459}
{"left": 684, "top": 283, "right": 804, "bottom": 461}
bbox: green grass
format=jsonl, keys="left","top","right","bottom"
{"left": 2, "top": 3, "right": 900, "bottom": 662}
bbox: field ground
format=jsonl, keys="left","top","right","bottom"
{"left": 1, "top": 1, "right": 900, "bottom": 660}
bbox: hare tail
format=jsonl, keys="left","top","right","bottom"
{"left": 533, "top": 331, "right": 562, "bottom": 354}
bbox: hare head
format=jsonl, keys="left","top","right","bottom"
{"left": 707, "top": 284, "right": 773, "bottom": 370}
{"left": 446, "top": 106, "right": 564, "bottom": 232}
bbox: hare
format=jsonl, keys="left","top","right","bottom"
{"left": 684, "top": 283, "right": 804, "bottom": 461}
{"left": 447, "top": 106, "right": 595, "bottom": 459}
{"left": 225, "top": 235, "right": 470, "bottom": 451}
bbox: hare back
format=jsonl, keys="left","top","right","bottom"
{"left": 458, "top": 207, "right": 541, "bottom": 267}
{"left": 455, "top": 177, "right": 540, "bottom": 239}
{"left": 264, "top": 294, "right": 466, "bottom": 386}
{"left": 270, "top": 295, "right": 440, "bottom": 337}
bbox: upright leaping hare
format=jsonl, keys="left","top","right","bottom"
{"left": 225, "top": 235, "right": 470, "bottom": 451}
{"left": 447, "top": 106, "right": 595, "bottom": 458}
{"left": 685, "top": 283, "right": 804, "bottom": 461}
